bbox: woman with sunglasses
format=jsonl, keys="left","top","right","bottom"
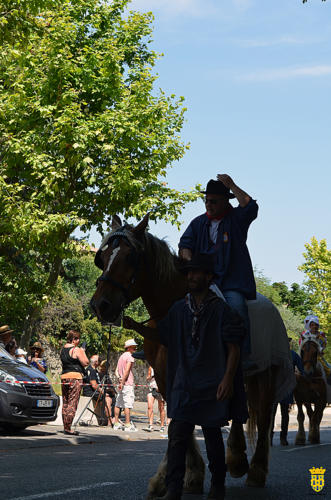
{"left": 28, "top": 341, "right": 47, "bottom": 373}
{"left": 60, "top": 330, "right": 89, "bottom": 435}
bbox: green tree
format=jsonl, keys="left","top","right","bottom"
{"left": 0, "top": 1, "right": 60, "bottom": 44}
{"left": 33, "top": 252, "right": 147, "bottom": 357}
{"left": 61, "top": 250, "right": 100, "bottom": 316}
{"left": 277, "top": 305, "right": 304, "bottom": 348}
{"left": 298, "top": 238, "right": 331, "bottom": 334}
{"left": 272, "top": 281, "right": 313, "bottom": 317}
{"left": 0, "top": 0, "right": 199, "bottom": 345}
{"left": 255, "top": 269, "right": 282, "bottom": 305}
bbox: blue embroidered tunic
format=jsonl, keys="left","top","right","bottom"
{"left": 178, "top": 199, "right": 258, "bottom": 299}
{"left": 158, "top": 294, "right": 249, "bottom": 427}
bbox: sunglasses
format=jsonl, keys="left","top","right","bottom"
{"left": 204, "top": 198, "right": 219, "bottom": 205}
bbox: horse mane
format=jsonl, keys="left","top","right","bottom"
{"left": 142, "top": 231, "right": 182, "bottom": 285}
{"left": 101, "top": 225, "right": 182, "bottom": 285}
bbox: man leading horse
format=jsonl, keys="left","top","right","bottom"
{"left": 123, "top": 254, "right": 248, "bottom": 500}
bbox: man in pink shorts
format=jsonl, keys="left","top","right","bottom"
{"left": 113, "top": 338, "right": 138, "bottom": 432}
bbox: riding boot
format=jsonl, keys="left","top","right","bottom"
{"left": 207, "top": 484, "right": 226, "bottom": 499}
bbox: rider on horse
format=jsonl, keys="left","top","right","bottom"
{"left": 178, "top": 174, "right": 258, "bottom": 372}
{"left": 299, "top": 315, "right": 331, "bottom": 383}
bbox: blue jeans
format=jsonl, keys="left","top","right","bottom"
{"left": 222, "top": 290, "right": 251, "bottom": 355}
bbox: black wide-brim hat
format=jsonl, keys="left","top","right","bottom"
{"left": 201, "top": 179, "right": 235, "bottom": 199}
{"left": 183, "top": 254, "right": 216, "bottom": 275}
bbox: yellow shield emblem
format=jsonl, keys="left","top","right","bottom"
{"left": 309, "top": 467, "right": 326, "bottom": 492}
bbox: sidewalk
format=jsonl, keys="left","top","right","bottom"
{"left": 0, "top": 399, "right": 168, "bottom": 451}
{"left": 48, "top": 396, "right": 151, "bottom": 426}
{"left": 1, "top": 403, "right": 330, "bottom": 452}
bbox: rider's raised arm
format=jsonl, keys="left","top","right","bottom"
{"left": 217, "top": 174, "right": 251, "bottom": 208}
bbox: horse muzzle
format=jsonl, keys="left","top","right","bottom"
{"left": 90, "top": 295, "right": 123, "bottom": 324}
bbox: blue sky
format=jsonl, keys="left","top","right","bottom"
{"left": 86, "top": 0, "right": 331, "bottom": 286}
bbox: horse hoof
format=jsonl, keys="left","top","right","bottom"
{"left": 246, "top": 466, "right": 266, "bottom": 488}
{"left": 228, "top": 457, "right": 249, "bottom": 478}
{"left": 183, "top": 486, "right": 204, "bottom": 495}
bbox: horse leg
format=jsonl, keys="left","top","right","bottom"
{"left": 308, "top": 403, "right": 325, "bottom": 444}
{"left": 305, "top": 403, "right": 316, "bottom": 444}
{"left": 246, "top": 369, "right": 276, "bottom": 488}
{"left": 246, "top": 405, "right": 273, "bottom": 487}
{"left": 295, "top": 402, "right": 306, "bottom": 445}
{"left": 182, "top": 434, "right": 205, "bottom": 494}
{"left": 147, "top": 450, "right": 168, "bottom": 499}
{"left": 226, "top": 422, "right": 249, "bottom": 478}
{"left": 147, "top": 434, "right": 205, "bottom": 499}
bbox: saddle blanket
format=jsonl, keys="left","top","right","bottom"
{"left": 318, "top": 362, "right": 331, "bottom": 403}
{"left": 247, "top": 293, "right": 296, "bottom": 403}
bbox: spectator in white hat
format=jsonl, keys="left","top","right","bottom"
{"left": 113, "top": 338, "right": 138, "bottom": 432}
{"left": 15, "top": 348, "right": 28, "bottom": 364}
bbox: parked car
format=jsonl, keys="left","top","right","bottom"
{"left": 0, "top": 344, "right": 59, "bottom": 431}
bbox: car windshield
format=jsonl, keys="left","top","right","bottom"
{"left": 0, "top": 344, "right": 13, "bottom": 360}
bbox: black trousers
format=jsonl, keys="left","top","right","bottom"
{"left": 166, "top": 419, "right": 227, "bottom": 494}
{"left": 270, "top": 402, "right": 290, "bottom": 439}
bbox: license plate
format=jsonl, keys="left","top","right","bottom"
{"left": 37, "top": 400, "right": 53, "bottom": 408}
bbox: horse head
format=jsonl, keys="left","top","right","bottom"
{"left": 300, "top": 337, "right": 321, "bottom": 377}
{"left": 90, "top": 214, "right": 150, "bottom": 324}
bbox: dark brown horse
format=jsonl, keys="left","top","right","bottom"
{"left": 90, "top": 214, "right": 294, "bottom": 497}
{"left": 294, "top": 338, "right": 327, "bottom": 445}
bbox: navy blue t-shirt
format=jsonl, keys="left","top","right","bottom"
{"left": 157, "top": 294, "right": 248, "bottom": 427}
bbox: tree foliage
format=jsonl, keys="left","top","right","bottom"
{"left": 255, "top": 270, "right": 282, "bottom": 305}
{"left": 298, "top": 237, "right": 331, "bottom": 334}
{"left": 255, "top": 269, "right": 305, "bottom": 345}
{"left": 29, "top": 252, "right": 146, "bottom": 357}
{"left": 272, "top": 281, "right": 313, "bottom": 317}
{"left": 0, "top": 0, "right": 199, "bottom": 341}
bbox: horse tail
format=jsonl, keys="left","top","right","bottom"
{"left": 246, "top": 405, "right": 257, "bottom": 447}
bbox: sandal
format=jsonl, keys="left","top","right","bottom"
{"left": 63, "top": 430, "right": 79, "bottom": 436}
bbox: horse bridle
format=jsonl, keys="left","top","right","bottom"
{"left": 96, "top": 227, "right": 141, "bottom": 308}
{"left": 301, "top": 340, "right": 318, "bottom": 369}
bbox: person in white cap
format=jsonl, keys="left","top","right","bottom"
{"left": 113, "top": 338, "right": 138, "bottom": 431}
{"left": 15, "top": 347, "right": 28, "bottom": 364}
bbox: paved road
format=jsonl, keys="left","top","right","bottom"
{"left": 1, "top": 412, "right": 331, "bottom": 500}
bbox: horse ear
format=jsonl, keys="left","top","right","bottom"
{"left": 112, "top": 215, "right": 122, "bottom": 230}
{"left": 133, "top": 213, "right": 150, "bottom": 238}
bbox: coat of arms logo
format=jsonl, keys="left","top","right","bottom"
{"left": 309, "top": 467, "right": 326, "bottom": 492}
